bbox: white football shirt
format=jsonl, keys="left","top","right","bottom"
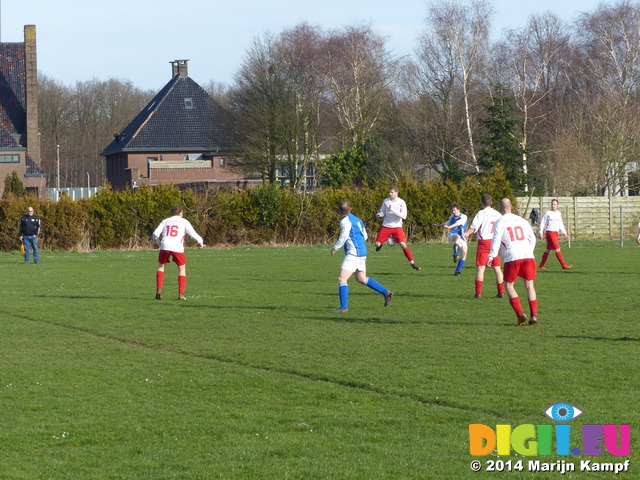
{"left": 379, "top": 197, "right": 407, "bottom": 228}
{"left": 489, "top": 213, "right": 536, "bottom": 263}
{"left": 153, "top": 215, "right": 203, "bottom": 253}
{"left": 470, "top": 207, "right": 501, "bottom": 241}
{"left": 539, "top": 210, "right": 567, "bottom": 235}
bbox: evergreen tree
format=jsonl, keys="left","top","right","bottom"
{"left": 3, "top": 171, "right": 27, "bottom": 198}
{"left": 477, "top": 84, "right": 525, "bottom": 190}
{"left": 318, "top": 143, "right": 369, "bottom": 188}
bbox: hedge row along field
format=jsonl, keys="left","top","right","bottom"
{"left": 0, "top": 172, "right": 513, "bottom": 251}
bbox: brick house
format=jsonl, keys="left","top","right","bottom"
{"left": 102, "top": 60, "right": 249, "bottom": 190}
{"left": 0, "top": 25, "right": 48, "bottom": 197}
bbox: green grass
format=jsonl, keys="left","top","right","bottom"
{"left": 1, "top": 242, "right": 638, "bottom": 479}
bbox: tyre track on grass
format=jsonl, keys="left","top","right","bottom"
{"left": 17, "top": 314, "right": 500, "bottom": 419}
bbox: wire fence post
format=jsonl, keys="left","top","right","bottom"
{"left": 566, "top": 205, "right": 571, "bottom": 248}
{"left": 620, "top": 205, "right": 624, "bottom": 247}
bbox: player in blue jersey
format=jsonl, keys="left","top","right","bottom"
{"left": 433, "top": 203, "right": 468, "bottom": 276}
{"left": 330, "top": 200, "right": 394, "bottom": 313}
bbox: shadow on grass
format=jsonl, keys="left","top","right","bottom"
{"left": 32, "top": 294, "right": 108, "bottom": 300}
{"left": 311, "top": 315, "right": 498, "bottom": 327}
{"left": 558, "top": 335, "right": 640, "bottom": 342}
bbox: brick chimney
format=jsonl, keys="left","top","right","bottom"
{"left": 24, "top": 25, "right": 41, "bottom": 165}
{"left": 170, "top": 59, "right": 189, "bottom": 77}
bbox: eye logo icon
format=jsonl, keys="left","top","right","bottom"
{"left": 545, "top": 403, "right": 583, "bottom": 422}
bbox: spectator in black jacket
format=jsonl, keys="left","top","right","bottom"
{"left": 19, "top": 207, "right": 41, "bottom": 264}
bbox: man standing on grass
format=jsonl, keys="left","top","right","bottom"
{"left": 330, "top": 200, "right": 393, "bottom": 313}
{"left": 374, "top": 186, "right": 422, "bottom": 271}
{"left": 463, "top": 194, "right": 505, "bottom": 298}
{"left": 152, "top": 205, "right": 204, "bottom": 300}
{"left": 488, "top": 198, "right": 539, "bottom": 326}
{"left": 433, "top": 203, "right": 468, "bottom": 276}
{"left": 19, "top": 206, "right": 41, "bottom": 264}
{"left": 538, "top": 199, "right": 573, "bottom": 270}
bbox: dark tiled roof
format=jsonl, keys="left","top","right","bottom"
{"left": 101, "top": 76, "right": 235, "bottom": 156}
{"left": 0, "top": 122, "right": 20, "bottom": 148}
{"left": 0, "top": 43, "right": 26, "bottom": 136}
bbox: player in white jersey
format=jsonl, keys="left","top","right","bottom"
{"left": 463, "top": 194, "right": 504, "bottom": 298}
{"left": 637, "top": 221, "right": 640, "bottom": 243}
{"left": 374, "top": 186, "right": 421, "bottom": 271}
{"left": 538, "top": 199, "right": 572, "bottom": 270}
{"left": 152, "top": 205, "right": 204, "bottom": 300}
{"left": 488, "top": 198, "right": 539, "bottom": 326}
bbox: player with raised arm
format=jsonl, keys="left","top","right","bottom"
{"left": 330, "top": 200, "right": 393, "bottom": 313}
{"left": 538, "top": 199, "right": 572, "bottom": 270}
{"left": 374, "top": 186, "right": 421, "bottom": 271}
{"left": 433, "top": 203, "right": 468, "bottom": 276}
{"left": 488, "top": 198, "right": 538, "bottom": 326}
{"left": 463, "top": 194, "right": 505, "bottom": 298}
{"left": 152, "top": 204, "right": 204, "bottom": 300}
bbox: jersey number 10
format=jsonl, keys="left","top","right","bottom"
{"left": 506, "top": 226, "right": 525, "bottom": 241}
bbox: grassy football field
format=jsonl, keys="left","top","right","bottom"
{"left": 0, "top": 241, "right": 638, "bottom": 479}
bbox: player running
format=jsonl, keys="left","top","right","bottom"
{"left": 330, "top": 200, "right": 394, "bottom": 313}
{"left": 152, "top": 205, "right": 204, "bottom": 300}
{"left": 433, "top": 203, "right": 468, "bottom": 276}
{"left": 463, "top": 194, "right": 505, "bottom": 298}
{"left": 488, "top": 198, "right": 539, "bottom": 326}
{"left": 374, "top": 186, "right": 421, "bottom": 271}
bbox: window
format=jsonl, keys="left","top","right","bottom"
{"left": 0, "top": 154, "right": 20, "bottom": 163}
{"left": 147, "top": 157, "right": 158, "bottom": 162}
{"left": 219, "top": 158, "right": 225, "bottom": 167}
{"left": 184, "top": 98, "right": 193, "bottom": 109}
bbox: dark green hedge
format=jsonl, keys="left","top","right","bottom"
{"left": 0, "top": 172, "right": 513, "bottom": 251}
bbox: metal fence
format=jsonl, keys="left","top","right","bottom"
{"left": 46, "top": 187, "right": 100, "bottom": 201}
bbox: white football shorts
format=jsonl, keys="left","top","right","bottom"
{"left": 449, "top": 233, "right": 467, "bottom": 245}
{"left": 341, "top": 254, "right": 367, "bottom": 273}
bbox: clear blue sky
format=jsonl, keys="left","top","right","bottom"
{"left": 2, "top": 0, "right": 606, "bottom": 91}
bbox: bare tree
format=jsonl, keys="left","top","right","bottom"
{"left": 412, "top": 0, "right": 492, "bottom": 174}
{"left": 231, "top": 34, "right": 283, "bottom": 184}
{"left": 37, "top": 74, "right": 73, "bottom": 188}
{"left": 277, "top": 24, "right": 326, "bottom": 191}
{"left": 38, "top": 76, "right": 152, "bottom": 187}
{"left": 317, "top": 24, "right": 396, "bottom": 148}
{"left": 572, "top": 1, "right": 640, "bottom": 195}
{"left": 493, "top": 12, "right": 571, "bottom": 191}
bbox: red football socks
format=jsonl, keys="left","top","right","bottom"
{"left": 509, "top": 297, "right": 524, "bottom": 317}
{"left": 539, "top": 252, "right": 549, "bottom": 268}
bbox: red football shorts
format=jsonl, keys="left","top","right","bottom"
{"left": 158, "top": 250, "right": 186, "bottom": 266}
{"left": 476, "top": 239, "right": 500, "bottom": 267}
{"left": 545, "top": 231, "right": 561, "bottom": 250}
{"left": 503, "top": 258, "right": 537, "bottom": 282}
{"left": 376, "top": 226, "right": 406, "bottom": 244}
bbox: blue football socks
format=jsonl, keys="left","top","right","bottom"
{"left": 365, "top": 277, "right": 387, "bottom": 295}
{"left": 339, "top": 282, "right": 349, "bottom": 310}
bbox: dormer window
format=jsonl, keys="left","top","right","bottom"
{"left": 184, "top": 98, "right": 194, "bottom": 109}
